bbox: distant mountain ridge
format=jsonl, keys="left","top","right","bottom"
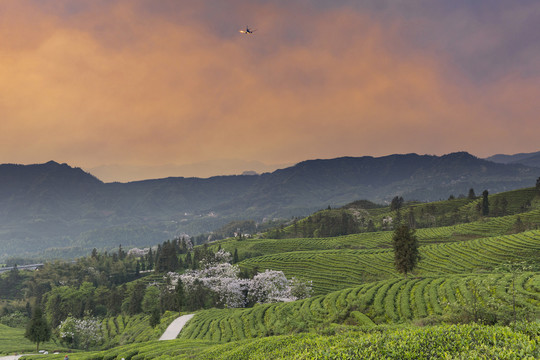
{"left": 88, "top": 159, "right": 291, "bottom": 182}
{"left": 485, "top": 151, "right": 540, "bottom": 168}
{"left": 0, "top": 152, "right": 538, "bottom": 261}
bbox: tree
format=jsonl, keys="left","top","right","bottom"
{"left": 390, "top": 196, "right": 404, "bottom": 211}
{"left": 392, "top": 224, "right": 419, "bottom": 278}
{"left": 468, "top": 188, "right": 476, "bottom": 199}
{"left": 175, "top": 278, "right": 186, "bottom": 311}
{"left": 482, "top": 190, "right": 489, "bottom": 216}
{"left": 536, "top": 177, "right": 540, "bottom": 191}
{"left": 513, "top": 216, "right": 525, "bottom": 233}
{"left": 142, "top": 286, "right": 161, "bottom": 315}
{"left": 366, "top": 219, "right": 375, "bottom": 232}
{"left": 125, "top": 282, "right": 145, "bottom": 315}
{"left": 407, "top": 208, "right": 416, "bottom": 229}
{"left": 149, "top": 307, "right": 161, "bottom": 328}
{"left": 25, "top": 307, "right": 51, "bottom": 352}
{"left": 500, "top": 197, "right": 508, "bottom": 216}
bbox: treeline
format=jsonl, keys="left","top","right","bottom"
{"left": 1, "top": 239, "right": 252, "bottom": 332}
{"left": 267, "top": 209, "right": 361, "bottom": 239}
{"left": 271, "top": 185, "right": 540, "bottom": 239}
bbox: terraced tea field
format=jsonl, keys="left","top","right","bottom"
{"left": 11, "top": 188, "right": 540, "bottom": 359}
{"left": 177, "top": 273, "right": 539, "bottom": 342}
{"left": 236, "top": 230, "right": 540, "bottom": 294}
{"left": 214, "top": 209, "right": 540, "bottom": 261}
{"left": 21, "top": 322, "right": 539, "bottom": 360}
{"left": 90, "top": 311, "right": 179, "bottom": 349}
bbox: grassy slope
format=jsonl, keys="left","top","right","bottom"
{"left": 0, "top": 323, "right": 63, "bottom": 355}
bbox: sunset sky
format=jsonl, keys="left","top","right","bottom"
{"left": 1, "top": 0, "right": 539, "bottom": 181}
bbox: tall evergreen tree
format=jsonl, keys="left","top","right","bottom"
{"left": 482, "top": 190, "right": 489, "bottom": 216}
{"left": 118, "top": 244, "right": 126, "bottom": 260}
{"left": 25, "top": 307, "right": 51, "bottom": 352}
{"left": 500, "top": 197, "right": 508, "bottom": 216}
{"left": 390, "top": 196, "right": 404, "bottom": 211}
{"left": 107, "top": 286, "right": 123, "bottom": 316}
{"left": 147, "top": 248, "right": 154, "bottom": 270}
{"left": 536, "top": 177, "right": 540, "bottom": 191}
{"left": 468, "top": 188, "right": 476, "bottom": 199}
{"left": 407, "top": 208, "right": 416, "bottom": 229}
{"left": 149, "top": 307, "right": 161, "bottom": 328}
{"left": 184, "top": 251, "right": 192, "bottom": 269}
{"left": 392, "top": 224, "right": 419, "bottom": 278}
{"left": 127, "top": 282, "right": 145, "bottom": 315}
{"left": 366, "top": 219, "right": 375, "bottom": 232}
{"left": 175, "top": 278, "right": 186, "bottom": 312}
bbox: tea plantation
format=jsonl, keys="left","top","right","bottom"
{"left": 9, "top": 187, "right": 540, "bottom": 359}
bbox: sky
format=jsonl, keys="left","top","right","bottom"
{"left": 1, "top": 0, "right": 539, "bottom": 181}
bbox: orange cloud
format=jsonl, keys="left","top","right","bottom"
{"left": 0, "top": 1, "right": 538, "bottom": 175}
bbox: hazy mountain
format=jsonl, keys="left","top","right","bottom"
{"left": 88, "top": 160, "right": 291, "bottom": 182}
{"left": 1, "top": 152, "right": 538, "bottom": 261}
{"left": 486, "top": 151, "right": 540, "bottom": 168}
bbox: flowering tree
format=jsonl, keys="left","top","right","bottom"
{"left": 176, "top": 263, "right": 249, "bottom": 308}
{"left": 57, "top": 316, "right": 104, "bottom": 349}
{"left": 248, "top": 270, "right": 294, "bottom": 303}
{"left": 170, "top": 251, "right": 312, "bottom": 309}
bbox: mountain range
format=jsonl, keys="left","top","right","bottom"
{"left": 485, "top": 151, "right": 540, "bottom": 168}
{"left": 88, "top": 159, "right": 291, "bottom": 183}
{"left": 1, "top": 151, "right": 538, "bottom": 261}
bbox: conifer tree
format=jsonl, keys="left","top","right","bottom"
{"left": 482, "top": 190, "right": 489, "bottom": 216}
{"left": 407, "top": 208, "right": 416, "bottom": 229}
{"left": 468, "top": 188, "right": 476, "bottom": 199}
{"left": 149, "top": 307, "right": 161, "bottom": 328}
{"left": 175, "top": 278, "right": 186, "bottom": 311}
{"left": 127, "top": 282, "right": 145, "bottom": 315}
{"left": 392, "top": 224, "right": 419, "bottom": 278}
{"left": 390, "top": 196, "right": 404, "bottom": 211}
{"left": 25, "top": 307, "right": 51, "bottom": 352}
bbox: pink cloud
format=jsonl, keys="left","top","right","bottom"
{"left": 0, "top": 1, "right": 538, "bottom": 172}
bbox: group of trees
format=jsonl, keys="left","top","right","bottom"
{"left": 0, "top": 265, "right": 26, "bottom": 299}
{"left": 267, "top": 209, "right": 361, "bottom": 239}
{"left": 14, "top": 243, "right": 311, "bottom": 350}
{"left": 173, "top": 250, "right": 311, "bottom": 310}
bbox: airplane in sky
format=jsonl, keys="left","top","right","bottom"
{"left": 239, "top": 26, "right": 256, "bottom": 34}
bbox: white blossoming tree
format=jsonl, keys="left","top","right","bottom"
{"left": 169, "top": 250, "right": 311, "bottom": 310}
{"left": 57, "top": 316, "right": 104, "bottom": 350}
{"left": 179, "top": 263, "right": 249, "bottom": 308}
{"left": 171, "top": 251, "right": 312, "bottom": 309}
{"left": 248, "top": 270, "right": 294, "bottom": 304}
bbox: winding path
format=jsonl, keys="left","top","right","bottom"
{"left": 159, "top": 314, "right": 195, "bottom": 341}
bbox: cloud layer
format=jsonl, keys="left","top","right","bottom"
{"left": 1, "top": 1, "right": 539, "bottom": 179}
